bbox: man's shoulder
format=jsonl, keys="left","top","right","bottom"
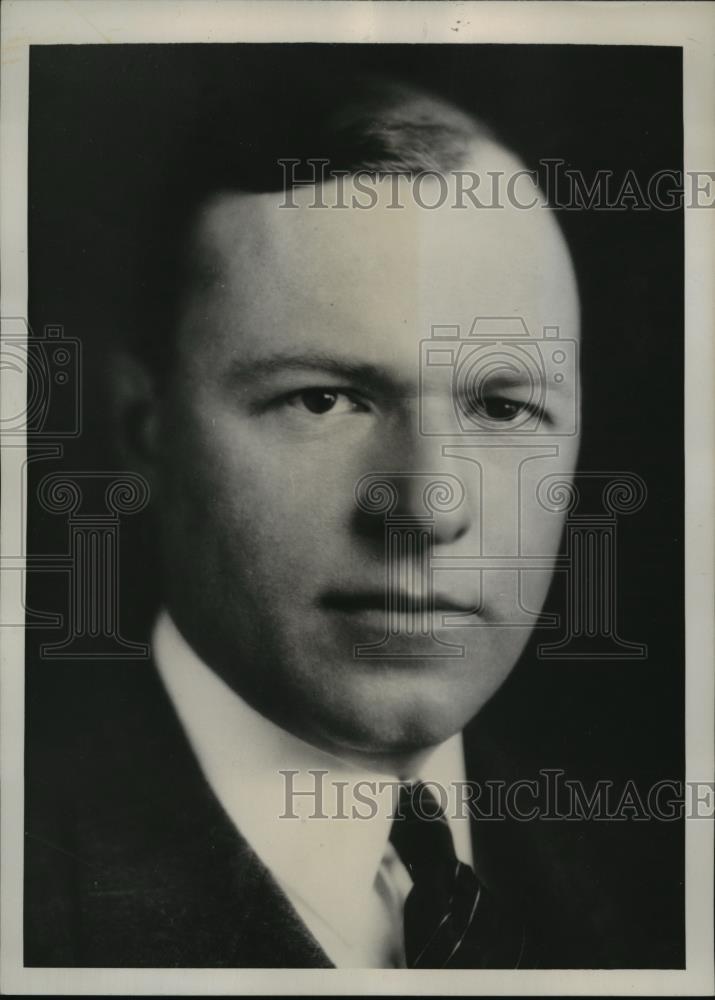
{"left": 25, "top": 656, "right": 190, "bottom": 832}
{"left": 24, "top": 656, "right": 331, "bottom": 968}
{"left": 462, "top": 700, "right": 683, "bottom": 970}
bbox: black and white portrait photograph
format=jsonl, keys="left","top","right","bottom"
{"left": 1, "top": 1, "right": 713, "bottom": 995}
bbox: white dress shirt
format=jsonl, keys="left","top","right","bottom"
{"left": 153, "top": 611, "right": 474, "bottom": 968}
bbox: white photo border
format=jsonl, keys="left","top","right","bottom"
{"left": 1, "top": 1, "right": 713, "bottom": 995}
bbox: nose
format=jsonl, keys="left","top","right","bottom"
{"left": 354, "top": 424, "right": 475, "bottom": 547}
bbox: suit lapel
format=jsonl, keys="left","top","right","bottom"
{"left": 43, "top": 658, "right": 334, "bottom": 967}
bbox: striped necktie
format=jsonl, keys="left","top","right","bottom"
{"left": 389, "top": 781, "right": 528, "bottom": 968}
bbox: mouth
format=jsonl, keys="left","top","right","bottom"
{"left": 320, "top": 589, "right": 478, "bottom": 617}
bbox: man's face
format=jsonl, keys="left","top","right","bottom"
{"left": 148, "top": 142, "right": 580, "bottom": 761}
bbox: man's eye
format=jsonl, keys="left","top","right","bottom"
{"left": 288, "top": 388, "right": 365, "bottom": 416}
{"left": 471, "top": 395, "right": 531, "bottom": 421}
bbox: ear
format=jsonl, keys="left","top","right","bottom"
{"left": 111, "top": 350, "right": 162, "bottom": 479}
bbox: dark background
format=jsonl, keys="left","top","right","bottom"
{"left": 26, "top": 44, "right": 684, "bottom": 966}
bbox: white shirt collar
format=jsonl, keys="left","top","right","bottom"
{"left": 153, "top": 610, "right": 473, "bottom": 947}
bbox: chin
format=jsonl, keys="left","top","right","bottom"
{"left": 310, "top": 667, "right": 494, "bottom": 757}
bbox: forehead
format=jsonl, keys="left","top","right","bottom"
{"left": 181, "top": 142, "right": 579, "bottom": 365}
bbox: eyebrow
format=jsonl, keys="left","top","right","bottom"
{"left": 226, "top": 351, "right": 410, "bottom": 394}
{"left": 225, "top": 349, "right": 569, "bottom": 397}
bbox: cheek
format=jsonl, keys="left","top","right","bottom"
{"left": 476, "top": 445, "right": 579, "bottom": 552}
{"left": 518, "top": 446, "right": 580, "bottom": 608}
{"left": 160, "top": 403, "right": 363, "bottom": 568}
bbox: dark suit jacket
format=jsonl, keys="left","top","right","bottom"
{"left": 23, "top": 656, "right": 666, "bottom": 968}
